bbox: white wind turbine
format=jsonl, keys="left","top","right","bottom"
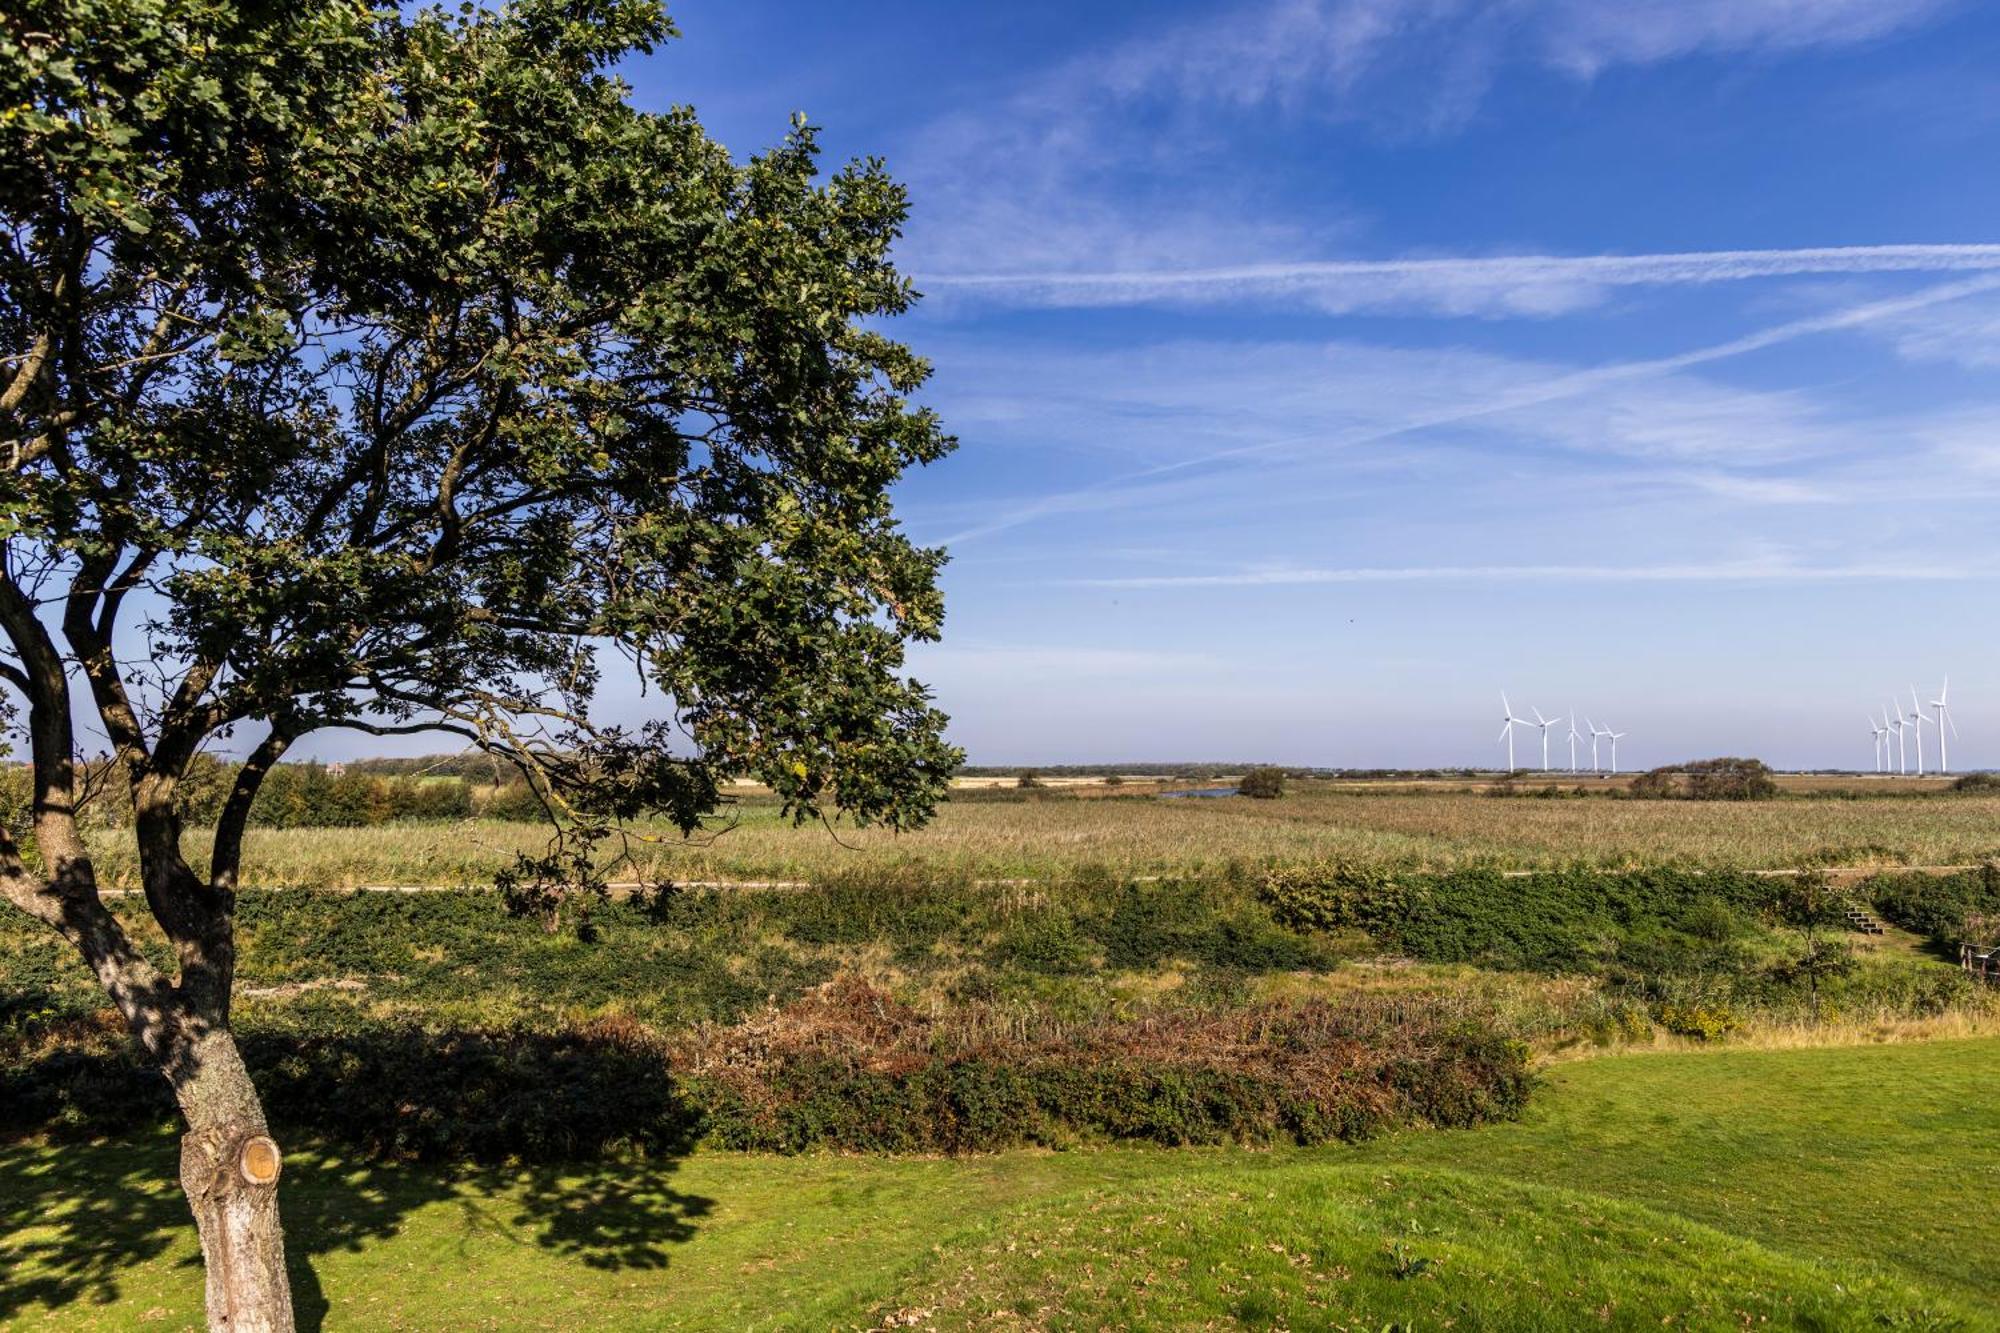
{"left": 1908, "top": 686, "right": 1932, "bottom": 777}
{"left": 1566, "top": 711, "right": 1582, "bottom": 774}
{"left": 1886, "top": 704, "right": 1907, "bottom": 776}
{"left": 1587, "top": 717, "right": 1612, "bottom": 774}
{"left": 1498, "top": 693, "right": 1530, "bottom": 773}
{"left": 1530, "top": 707, "right": 1561, "bottom": 771}
{"left": 1932, "top": 677, "right": 1958, "bottom": 775}
{"left": 1606, "top": 727, "right": 1627, "bottom": 774}
{"left": 1869, "top": 716, "right": 1889, "bottom": 774}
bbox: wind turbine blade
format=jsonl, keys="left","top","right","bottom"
{"left": 1948, "top": 710, "right": 1961, "bottom": 741}
{"left": 1498, "top": 721, "right": 1512, "bottom": 743}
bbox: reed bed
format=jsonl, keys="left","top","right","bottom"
{"left": 79, "top": 784, "right": 2000, "bottom": 888}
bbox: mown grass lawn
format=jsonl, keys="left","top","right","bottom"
{"left": 3, "top": 1038, "right": 1993, "bottom": 1330}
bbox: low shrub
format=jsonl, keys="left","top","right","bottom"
{"left": 1237, "top": 767, "right": 1287, "bottom": 800}
{"left": 1258, "top": 862, "right": 1404, "bottom": 934}
{"left": 1, "top": 976, "right": 1534, "bottom": 1159}
{"left": 1654, "top": 1001, "right": 1742, "bottom": 1041}
{"left": 1628, "top": 758, "right": 1778, "bottom": 802}
{"left": 1628, "top": 769, "right": 1679, "bottom": 800}
{"left": 1263, "top": 864, "right": 1778, "bottom": 973}
{"left": 1822, "top": 957, "right": 1974, "bottom": 1017}
{"left": 1683, "top": 758, "right": 1780, "bottom": 802}
{"left": 1580, "top": 1000, "right": 1654, "bottom": 1046}
{"left": 679, "top": 978, "right": 1533, "bottom": 1153}
{"left": 1389, "top": 867, "right": 1770, "bottom": 974}
{"left": 994, "top": 910, "right": 1096, "bottom": 975}
{"left": 1869, "top": 867, "right": 2000, "bottom": 951}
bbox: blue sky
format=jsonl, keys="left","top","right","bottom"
{"left": 576, "top": 4, "right": 2000, "bottom": 769}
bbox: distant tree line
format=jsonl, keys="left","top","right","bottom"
{"left": 0, "top": 757, "right": 558, "bottom": 830}
{"left": 242, "top": 764, "right": 476, "bottom": 828}
{"left": 955, "top": 764, "right": 1486, "bottom": 780}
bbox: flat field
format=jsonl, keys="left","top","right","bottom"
{"left": 90, "top": 779, "right": 2000, "bottom": 887}
{"left": 15, "top": 779, "right": 1999, "bottom": 1329}
{"left": 5, "top": 1038, "right": 1992, "bottom": 1329}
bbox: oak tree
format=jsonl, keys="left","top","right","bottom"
{"left": 0, "top": 2, "right": 957, "bottom": 1326}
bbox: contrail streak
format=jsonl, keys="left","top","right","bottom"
{"left": 940, "top": 273, "right": 2000, "bottom": 546}
{"left": 927, "top": 243, "right": 2000, "bottom": 309}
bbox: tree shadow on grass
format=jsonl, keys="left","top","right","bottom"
{"left": 284, "top": 1149, "right": 715, "bottom": 1329}
{"left": 0, "top": 1136, "right": 717, "bottom": 1331}
{"left": 0, "top": 1131, "right": 190, "bottom": 1319}
{"left": 0, "top": 1026, "right": 716, "bottom": 1331}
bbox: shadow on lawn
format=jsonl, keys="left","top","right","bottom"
{"left": 0, "top": 1136, "right": 716, "bottom": 1330}
{"left": 0, "top": 1020, "right": 716, "bottom": 1331}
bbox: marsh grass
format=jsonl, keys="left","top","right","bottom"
{"left": 80, "top": 783, "right": 2000, "bottom": 889}
{"left": 1542, "top": 1007, "right": 2000, "bottom": 1061}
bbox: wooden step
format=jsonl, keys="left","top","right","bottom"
{"left": 1842, "top": 904, "right": 1887, "bottom": 935}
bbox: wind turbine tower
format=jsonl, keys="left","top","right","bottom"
{"left": 1587, "top": 718, "right": 1611, "bottom": 774}
{"left": 1498, "top": 694, "right": 1529, "bottom": 773}
{"left": 1531, "top": 708, "right": 1561, "bottom": 771}
{"left": 1932, "top": 677, "right": 1958, "bottom": 775}
{"left": 1887, "top": 705, "right": 1906, "bottom": 776}
{"left": 1909, "top": 687, "right": 1933, "bottom": 778}
{"left": 1566, "top": 712, "right": 1582, "bottom": 774}
{"left": 1869, "top": 716, "right": 1888, "bottom": 774}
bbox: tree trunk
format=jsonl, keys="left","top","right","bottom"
{"left": 173, "top": 1029, "right": 296, "bottom": 1332}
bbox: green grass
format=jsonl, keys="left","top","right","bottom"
{"left": 879, "top": 1167, "right": 1953, "bottom": 1330}
{"left": 1357, "top": 1038, "right": 2000, "bottom": 1304}
{"left": 4, "top": 1038, "right": 1994, "bottom": 1329}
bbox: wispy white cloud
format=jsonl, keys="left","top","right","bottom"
{"left": 1085, "top": 0, "right": 1956, "bottom": 123}
{"left": 925, "top": 243, "right": 2000, "bottom": 316}
{"left": 935, "top": 274, "right": 2000, "bottom": 546}
{"left": 1676, "top": 471, "right": 1840, "bottom": 504}
{"left": 1899, "top": 407, "right": 2000, "bottom": 475}
{"left": 1535, "top": 0, "right": 1957, "bottom": 78}
{"left": 897, "top": 0, "right": 1959, "bottom": 283}
{"left": 1070, "top": 557, "right": 1976, "bottom": 589}
{"left": 1871, "top": 290, "right": 2000, "bottom": 367}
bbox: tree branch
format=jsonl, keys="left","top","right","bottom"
{"left": 208, "top": 728, "right": 294, "bottom": 894}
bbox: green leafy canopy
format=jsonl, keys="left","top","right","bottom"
{"left": 0, "top": 0, "right": 961, "bottom": 877}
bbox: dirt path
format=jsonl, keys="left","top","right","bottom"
{"left": 88, "top": 864, "right": 1984, "bottom": 896}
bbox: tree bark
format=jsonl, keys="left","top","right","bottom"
{"left": 173, "top": 1028, "right": 296, "bottom": 1333}
{"left": 0, "top": 466, "right": 301, "bottom": 1331}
